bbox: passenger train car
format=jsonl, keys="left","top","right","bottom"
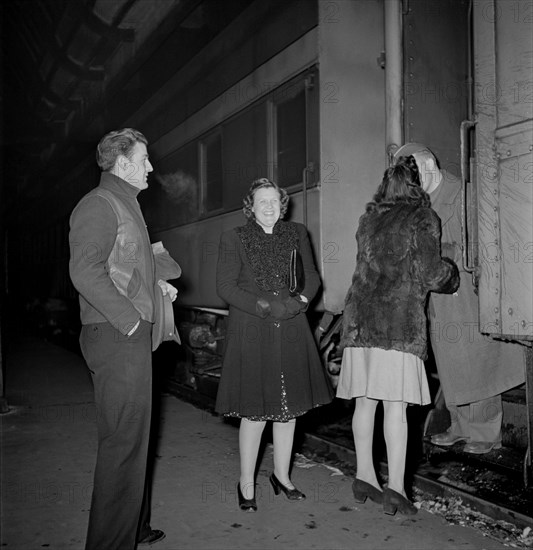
{"left": 9, "top": 0, "right": 532, "bottom": 481}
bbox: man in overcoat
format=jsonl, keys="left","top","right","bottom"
{"left": 394, "top": 143, "right": 525, "bottom": 454}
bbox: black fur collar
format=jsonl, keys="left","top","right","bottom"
{"left": 236, "top": 220, "right": 299, "bottom": 291}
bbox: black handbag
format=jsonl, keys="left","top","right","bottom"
{"left": 288, "top": 249, "right": 305, "bottom": 296}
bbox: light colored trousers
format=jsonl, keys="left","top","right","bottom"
{"left": 448, "top": 395, "right": 502, "bottom": 443}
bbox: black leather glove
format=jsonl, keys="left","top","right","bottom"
{"left": 255, "top": 298, "right": 271, "bottom": 318}
{"left": 255, "top": 298, "right": 289, "bottom": 319}
{"left": 256, "top": 297, "right": 301, "bottom": 320}
{"left": 269, "top": 299, "right": 289, "bottom": 320}
{"left": 283, "top": 295, "right": 308, "bottom": 316}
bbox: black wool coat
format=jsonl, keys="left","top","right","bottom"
{"left": 341, "top": 199, "right": 460, "bottom": 360}
{"left": 215, "top": 221, "right": 333, "bottom": 418}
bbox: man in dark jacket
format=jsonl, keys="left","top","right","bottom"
{"left": 69, "top": 128, "right": 176, "bottom": 549}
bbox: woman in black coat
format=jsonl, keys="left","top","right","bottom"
{"left": 216, "top": 178, "right": 333, "bottom": 511}
{"left": 337, "top": 159, "right": 459, "bottom": 515}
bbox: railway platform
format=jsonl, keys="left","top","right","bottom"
{"left": 1, "top": 334, "right": 530, "bottom": 549}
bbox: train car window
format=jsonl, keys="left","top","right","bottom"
{"left": 222, "top": 101, "right": 267, "bottom": 210}
{"left": 273, "top": 84, "right": 307, "bottom": 187}
{"left": 140, "top": 141, "right": 199, "bottom": 231}
{"left": 200, "top": 132, "right": 223, "bottom": 214}
{"left": 142, "top": 67, "right": 318, "bottom": 228}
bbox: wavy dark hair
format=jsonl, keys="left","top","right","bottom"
{"left": 242, "top": 177, "right": 289, "bottom": 219}
{"left": 96, "top": 128, "right": 147, "bottom": 171}
{"left": 369, "top": 156, "right": 430, "bottom": 210}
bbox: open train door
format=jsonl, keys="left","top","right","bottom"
{"left": 468, "top": 0, "right": 533, "bottom": 482}
{"left": 401, "top": 0, "right": 470, "bottom": 437}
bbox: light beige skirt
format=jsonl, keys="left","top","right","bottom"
{"left": 336, "top": 347, "right": 431, "bottom": 405}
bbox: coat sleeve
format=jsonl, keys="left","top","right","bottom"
{"left": 297, "top": 223, "right": 321, "bottom": 301}
{"left": 339, "top": 282, "right": 359, "bottom": 350}
{"left": 69, "top": 195, "right": 140, "bottom": 332}
{"left": 216, "top": 229, "right": 264, "bottom": 316}
{"left": 152, "top": 242, "right": 182, "bottom": 281}
{"left": 411, "top": 208, "right": 460, "bottom": 294}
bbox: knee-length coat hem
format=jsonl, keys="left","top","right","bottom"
{"left": 215, "top": 222, "right": 333, "bottom": 417}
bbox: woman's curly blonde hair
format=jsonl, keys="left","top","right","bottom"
{"left": 242, "top": 177, "right": 289, "bottom": 219}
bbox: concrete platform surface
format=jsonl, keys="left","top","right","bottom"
{"left": 2, "top": 337, "right": 507, "bottom": 549}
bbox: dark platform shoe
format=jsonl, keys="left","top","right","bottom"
{"left": 382, "top": 488, "right": 418, "bottom": 516}
{"left": 237, "top": 482, "right": 257, "bottom": 512}
{"left": 352, "top": 478, "right": 383, "bottom": 504}
{"left": 269, "top": 473, "right": 306, "bottom": 501}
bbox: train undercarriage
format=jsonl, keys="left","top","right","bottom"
{"left": 143, "top": 305, "right": 533, "bottom": 531}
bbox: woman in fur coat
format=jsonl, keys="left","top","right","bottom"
{"left": 337, "top": 158, "right": 459, "bottom": 515}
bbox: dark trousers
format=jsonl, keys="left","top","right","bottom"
{"left": 80, "top": 320, "right": 152, "bottom": 550}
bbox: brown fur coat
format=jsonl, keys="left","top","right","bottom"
{"left": 341, "top": 199, "right": 459, "bottom": 360}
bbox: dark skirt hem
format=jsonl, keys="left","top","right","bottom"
{"left": 217, "top": 401, "right": 328, "bottom": 422}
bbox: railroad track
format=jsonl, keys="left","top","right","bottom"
{"left": 165, "top": 377, "right": 533, "bottom": 531}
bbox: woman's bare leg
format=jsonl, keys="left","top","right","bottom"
{"left": 272, "top": 419, "right": 297, "bottom": 488}
{"left": 382, "top": 400, "right": 408, "bottom": 495}
{"left": 239, "top": 418, "right": 266, "bottom": 499}
{"left": 352, "top": 396, "right": 380, "bottom": 489}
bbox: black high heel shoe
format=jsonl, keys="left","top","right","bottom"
{"left": 352, "top": 478, "right": 383, "bottom": 504}
{"left": 382, "top": 488, "right": 417, "bottom": 516}
{"left": 269, "top": 473, "right": 306, "bottom": 501}
{"left": 237, "top": 482, "right": 257, "bottom": 512}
